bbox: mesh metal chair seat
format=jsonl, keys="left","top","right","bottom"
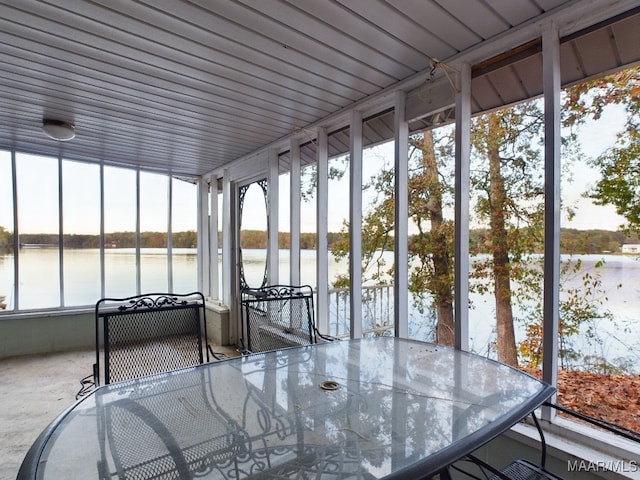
{"left": 454, "top": 412, "right": 565, "bottom": 480}
{"left": 240, "top": 285, "right": 335, "bottom": 354}
{"left": 491, "top": 460, "right": 564, "bottom": 480}
{"left": 93, "top": 292, "right": 210, "bottom": 387}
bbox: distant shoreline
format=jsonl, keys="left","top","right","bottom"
{"left": 1, "top": 228, "right": 638, "bottom": 255}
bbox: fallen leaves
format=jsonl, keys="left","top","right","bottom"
{"left": 523, "top": 368, "right": 640, "bottom": 434}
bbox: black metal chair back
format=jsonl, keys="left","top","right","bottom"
{"left": 94, "top": 292, "right": 209, "bottom": 386}
{"left": 240, "top": 285, "right": 332, "bottom": 353}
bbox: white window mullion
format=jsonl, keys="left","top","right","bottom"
{"left": 350, "top": 109, "right": 363, "bottom": 339}
{"left": 267, "top": 150, "right": 279, "bottom": 285}
{"left": 135, "top": 168, "right": 141, "bottom": 295}
{"left": 542, "top": 22, "right": 562, "bottom": 420}
{"left": 221, "top": 171, "right": 233, "bottom": 307}
{"left": 394, "top": 91, "right": 409, "bottom": 339}
{"left": 58, "top": 155, "right": 64, "bottom": 307}
{"left": 11, "top": 151, "right": 19, "bottom": 310}
{"left": 455, "top": 62, "right": 471, "bottom": 351}
{"left": 99, "top": 164, "right": 105, "bottom": 299}
{"left": 316, "top": 127, "right": 329, "bottom": 334}
{"left": 167, "top": 176, "right": 174, "bottom": 292}
{"left": 196, "top": 177, "right": 209, "bottom": 296}
{"left": 209, "top": 178, "right": 220, "bottom": 300}
{"left": 290, "top": 139, "right": 301, "bottom": 286}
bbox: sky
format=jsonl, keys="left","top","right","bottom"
{"left": 0, "top": 154, "right": 198, "bottom": 235}
{"left": 559, "top": 104, "right": 626, "bottom": 230}
{"left": 0, "top": 104, "right": 628, "bottom": 236}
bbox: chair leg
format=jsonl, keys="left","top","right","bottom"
{"left": 207, "top": 344, "right": 230, "bottom": 360}
{"left": 75, "top": 368, "right": 96, "bottom": 399}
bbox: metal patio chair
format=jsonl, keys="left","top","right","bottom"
{"left": 77, "top": 292, "right": 211, "bottom": 397}
{"left": 240, "top": 285, "right": 335, "bottom": 354}
{"left": 451, "top": 411, "right": 565, "bottom": 480}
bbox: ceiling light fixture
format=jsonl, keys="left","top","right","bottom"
{"left": 42, "top": 119, "right": 75, "bottom": 141}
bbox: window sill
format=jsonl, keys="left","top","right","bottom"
{"left": 506, "top": 417, "right": 640, "bottom": 479}
{"left": 0, "top": 306, "right": 94, "bottom": 319}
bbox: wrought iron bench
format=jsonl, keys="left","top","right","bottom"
{"left": 240, "top": 285, "right": 335, "bottom": 354}
{"left": 77, "top": 292, "right": 212, "bottom": 397}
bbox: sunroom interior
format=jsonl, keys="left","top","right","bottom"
{"left": 1, "top": 1, "right": 640, "bottom": 478}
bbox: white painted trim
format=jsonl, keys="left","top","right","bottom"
{"left": 209, "top": 178, "right": 220, "bottom": 301}
{"left": 394, "top": 91, "right": 409, "bottom": 339}
{"left": 316, "top": 127, "right": 329, "bottom": 335}
{"left": 168, "top": 176, "right": 174, "bottom": 292}
{"left": 221, "top": 171, "right": 232, "bottom": 307}
{"left": 267, "top": 149, "right": 279, "bottom": 285}
{"left": 542, "top": 22, "right": 562, "bottom": 417}
{"left": 135, "top": 168, "right": 141, "bottom": 295}
{"left": 99, "top": 163, "right": 105, "bottom": 300}
{"left": 205, "top": 0, "right": 640, "bottom": 180}
{"left": 349, "top": 109, "right": 363, "bottom": 339}
{"left": 290, "top": 138, "right": 301, "bottom": 285}
{"left": 196, "top": 178, "right": 207, "bottom": 295}
{"left": 454, "top": 63, "right": 471, "bottom": 351}
{"left": 58, "top": 155, "right": 64, "bottom": 307}
{"left": 506, "top": 420, "right": 640, "bottom": 480}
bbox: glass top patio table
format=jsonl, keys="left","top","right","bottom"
{"left": 18, "top": 337, "right": 554, "bottom": 480}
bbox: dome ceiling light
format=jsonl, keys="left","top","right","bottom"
{"left": 42, "top": 119, "right": 75, "bottom": 141}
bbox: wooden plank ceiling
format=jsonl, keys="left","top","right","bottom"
{"left": 0, "top": 1, "right": 638, "bottom": 177}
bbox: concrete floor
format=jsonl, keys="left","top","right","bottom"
{"left": 0, "top": 345, "right": 239, "bottom": 480}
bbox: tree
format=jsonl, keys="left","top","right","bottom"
{"left": 327, "top": 68, "right": 637, "bottom": 367}
{"left": 331, "top": 128, "right": 456, "bottom": 345}
{"left": 470, "top": 104, "right": 546, "bottom": 366}
{"left": 0, "top": 225, "right": 13, "bottom": 250}
{"left": 408, "top": 131, "right": 455, "bottom": 346}
{"left": 332, "top": 102, "right": 549, "bottom": 365}
{"left": 518, "top": 257, "right": 619, "bottom": 372}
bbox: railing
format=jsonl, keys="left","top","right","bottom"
{"left": 327, "top": 284, "right": 395, "bottom": 338}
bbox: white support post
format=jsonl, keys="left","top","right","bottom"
{"left": 135, "top": 168, "right": 141, "bottom": 295}
{"left": 290, "top": 139, "right": 302, "bottom": 285}
{"left": 350, "top": 110, "right": 363, "bottom": 339}
{"left": 196, "top": 177, "right": 208, "bottom": 296}
{"left": 455, "top": 63, "right": 471, "bottom": 351}
{"left": 58, "top": 155, "right": 64, "bottom": 307}
{"left": 267, "top": 149, "right": 279, "bottom": 285}
{"left": 221, "top": 170, "right": 232, "bottom": 307}
{"left": 542, "top": 22, "right": 561, "bottom": 420}
{"left": 210, "top": 178, "right": 220, "bottom": 301}
{"left": 99, "top": 163, "right": 105, "bottom": 299}
{"left": 394, "top": 91, "right": 409, "bottom": 338}
{"left": 168, "top": 176, "right": 174, "bottom": 292}
{"left": 316, "top": 127, "right": 329, "bottom": 334}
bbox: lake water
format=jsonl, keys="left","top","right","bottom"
{"left": 0, "top": 248, "right": 198, "bottom": 309}
{"left": 1, "top": 248, "right": 638, "bottom": 369}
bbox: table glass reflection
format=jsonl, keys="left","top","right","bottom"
{"left": 20, "top": 337, "right": 554, "bottom": 480}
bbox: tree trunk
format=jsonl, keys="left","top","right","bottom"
{"left": 420, "top": 131, "right": 455, "bottom": 347}
{"left": 487, "top": 114, "right": 518, "bottom": 366}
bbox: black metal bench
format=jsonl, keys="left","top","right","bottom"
{"left": 240, "top": 285, "right": 335, "bottom": 354}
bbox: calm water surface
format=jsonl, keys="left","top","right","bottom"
{"left": 1, "top": 248, "right": 638, "bottom": 368}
